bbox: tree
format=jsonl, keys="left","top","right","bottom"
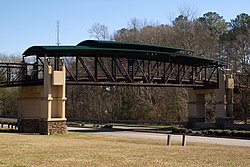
{"left": 197, "top": 12, "right": 228, "bottom": 61}
{"left": 0, "top": 53, "right": 21, "bottom": 117}
{"left": 88, "top": 22, "right": 109, "bottom": 40}
{"left": 220, "top": 13, "right": 250, "bottom": 122}
{"left": 199, "top": 12, "right": 228, "bottom": 39}
{"left": 67, "top": 12, "right": 250, "bottom": 123}
{"left": 221, "top": 13, "right": 250, "bottom": 73}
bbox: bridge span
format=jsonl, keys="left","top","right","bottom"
{"left": 1, "top": 40, "right": 221, "bottom": 88}
{"left": 0, "top": 40, "right": 234, "bottom": 134}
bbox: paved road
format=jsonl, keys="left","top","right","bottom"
{"left": 68, "top": 127, "right": 250, "bottom": 147}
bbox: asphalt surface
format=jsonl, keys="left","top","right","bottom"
{"left": 68, "top": 126, "right": 250, "bottom": 147}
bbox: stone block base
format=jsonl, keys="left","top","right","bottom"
{"left": 18, "top": 119, "right": 40, "bottom": 133}
{"left": 187, "top": 117, "right": 205, "bottom": 128}
{"left": 18, "top": 119, "right": 67, "bottom": 135}
{"left": 40, "top": 120, "right": 68, "bottom": 135}
{"left": 216, "top": 117, "right": 234, "bottom": 129}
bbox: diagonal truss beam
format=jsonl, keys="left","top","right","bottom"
{"left": 115, "top": 58, "right": 133, "bottom": 82}
{"left": 78, "top": 57, "right": 96, "bottom": 82}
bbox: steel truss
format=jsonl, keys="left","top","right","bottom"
{"left": 64, "top": 55, "right": 219, "bottom": 88}
{"left": 0, "top": 62, "right": 43, "bottom": 87}
{"left": 0, "top": 55, "right": 219, "bottom": 88}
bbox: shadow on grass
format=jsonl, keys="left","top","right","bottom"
{"left": 0, "top": 128, "right": 18, "bottom": 133}
{"left": 68, "top": 126, "right": 174, "bottom": 134}
{"left": 69, "top": 127, "right": 128, "bottom": 133}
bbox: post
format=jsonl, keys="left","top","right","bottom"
{"left": 182, "top": 134, "right": 186, "bottom": 146}
{"left": 166, "top": 134, "right": 171, "bottom": 146}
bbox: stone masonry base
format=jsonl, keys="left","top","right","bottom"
{"left": 18, "top": 119, "right": 67, "bottom": 135}
{"left": 40, "top": 119, "right": 68, "bottom": 135}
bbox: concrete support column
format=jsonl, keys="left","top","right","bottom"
{"left": 186, "top": 70, "right": 235, "bottom": 129}
{"left": 18, "top": 57, "right": 67, "bottom": 135}
{"left": 215, "top": 70, "right": 234, "bottom": 128}
{"left": 226, "top": 74, "right": 234, "bottom": 119}
{"left": 188, "top": 89, "right": 206, "bottom": 127}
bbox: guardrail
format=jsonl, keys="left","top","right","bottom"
{"left": 0, "top": 118, "right": 18, "bottom": 129}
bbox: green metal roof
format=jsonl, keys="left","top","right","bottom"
{"left": 77, "top": 40, "right": 195, "bottom": 54}
{"left": 23, "top": 40, "right": 223, "bottom": 66}
{"left": 23, "top": 46, "right": 79, "bottom": 55}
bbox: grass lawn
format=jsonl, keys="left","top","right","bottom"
{"left": 0, "top": 130, "right": 250, "bottom": 167}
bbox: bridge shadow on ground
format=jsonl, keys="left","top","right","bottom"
{"left": 68, "top": 126, "right": 172, "bottom": 134}
{"left": 0, "top": 129, "right": 18, "bottom": 133}
{"left": 68, "top": 127, "right": 124, "bottom": 133}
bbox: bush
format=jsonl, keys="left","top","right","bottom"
{"left": 102, "top": 124, "right": 113, "bottom": 128}
{"left": 231, "top": 130, "right": 238, "bottom": 135}
{"left": 171, "top": 126, "right": 189, "bottom": 134}
{"left": 203, "top": 129, "right": 250, "bottom": 138}
{"left": 202, "top": 130, "right": 208, "bottom": 135}
{"left": 236, "top": 131, "right": 250, "bottom": 137}
{"left": 207, "top": 129, "right": 215, "bottom": 135}
{"left": 213, "top": 130, "right": 223, "bottom": 136}
{"left": 221, "top": 130, "right": 231, "bottom": 136}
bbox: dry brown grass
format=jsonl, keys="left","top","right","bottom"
{"left": 0, "top": 131, "right": 250, "bottom": 167}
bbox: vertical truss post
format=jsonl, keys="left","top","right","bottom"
{"left": 95, "top": 56, "right": 98, "bottom": 81}
{"left": 191, "top": 66, "right": 194, "bottom": 84}
{"left": 204, "top": 65, "right": 207, "bottom": 83}
{"left": 163, "top": 62, "right": 166, "bottom": 82}
{"left": 7, "top": 64, "right": 10, "bottom": 85}
{"left": 129, "top": 59, "right": 134, "bottom": 82}
{"left": 177, "top": 64, "right": 180, "bottom": 83}
{"left": 148, "top": 59, "right": 151, "bottom": 82}
{"left": 76, "top": 56, "right": 79, "bottom": 81}
{"left": 217, "top": 65, "right": 219, "bottom": 87}
{"left": 112, "top": 57, "right": 116, "bottom": 81}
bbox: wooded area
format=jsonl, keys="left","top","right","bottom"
{"left": 1, "top": 11, "right": 250, "bottom": 123}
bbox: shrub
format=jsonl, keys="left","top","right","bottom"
{"left": 214, "top": 130, "right": 223, "bottom": 136}
{"left": 102, "top": 124, "right": 113, "bottom": 128}
{"left": 231, "top": 130, "right": 238, "bottom": 135}
{"left": 220, "top": 130, "right": 231, "bottom": 136}
{"left": 202, "top": 130, "right": 208, "bottom": 135}
{"left": 171, "top": 126, "right": 189, "bottom": 134}
{"left": 202, "top": 129, "right": 250, "bottom": 138}
{"left": 207, "top": 129, "right": 215, "bottom": 135}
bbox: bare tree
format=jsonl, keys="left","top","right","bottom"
{"left": 88, "top": 22, "right": 110, "bottom": 40}
{"left": 178, "top": 5, "right": 199, "bottom": 21}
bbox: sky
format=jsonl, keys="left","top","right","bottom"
{"left": 1, "top": 0, "right": 250, "bottom": 55}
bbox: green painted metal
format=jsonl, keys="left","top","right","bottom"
{"left": 77, "top": 40, "right": 195, "bottom": 53}
{"left": 23, "top": 40, "right": 223, "bottom": 66}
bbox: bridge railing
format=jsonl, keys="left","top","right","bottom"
{"left": 0, "top": 62, "right": 43, "bottom": 87}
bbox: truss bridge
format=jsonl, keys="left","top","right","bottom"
{"left": 0, "top": 40, "right": 233, "bottom": 135}
{"left": 0, "top": 40, "right": 222, "bottom": 88}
